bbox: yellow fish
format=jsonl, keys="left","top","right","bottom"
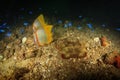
{"left": 33, "top": 14, "right": 53, "bottom": 46}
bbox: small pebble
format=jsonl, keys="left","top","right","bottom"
{"left": 0, "top": 54, "right": 3, "bottom": 61}
{"left": 22, "top": 37, "right": 27, "bottom": 44}
{"left": 94, "top": 37, "right": 100, "bottom": 42}
{"left": 13, "top": 56, "right": 17, "bottom": 60}
{"left": 86, "top": 47, "right": 90, "bottom": 50}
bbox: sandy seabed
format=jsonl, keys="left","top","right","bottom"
{"left": 0, "top": 24, "right": 120, "bottom": 80}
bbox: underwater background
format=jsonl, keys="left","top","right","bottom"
{"left": 0, "top": 0, "right": 120, "bottom": 27}
{"left": 0, "top": 0, "right": 120, "bottom": 80}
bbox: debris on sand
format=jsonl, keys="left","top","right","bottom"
{"left": 0, "top": 15, "right": 120, "bottom": 80}
{"left": 114, "top": 55, "right": 120, "bottom": 68}
{"left": 100, "top": 36, "right": 109, "bottom": 47}
{"left": 55, "top": 37, "right": 87, "bottom": 59}
{"left": 102, "top": 51, "right": 120, "bottom": 68}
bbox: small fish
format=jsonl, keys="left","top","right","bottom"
{"left": 87, "top": 23, "right": 93, "bottom": 29}
{"left": 57, "top": 20, "right": 62, "bottom": 24}
{"left": 64, "top": 21, "right": 72, "bottom": 28}
{"left": 101, "top": 24, "right": 106, "bottom": 27}
{"left": 87, "top": 23, "right": 94, "bottom": 32}
{"left": 64, "top": 24, "right": 68, "bottom": 28}
{"left": 78, "top": 15, "right": 82, "bottom": 19}
{"left": 23, "top": 21, "right": 29, "bottom": 26}
{"left": 68, "top": 22, "right": 72, "bottom": 27}
{"left": 0, "top": 22, "right": 7, "bottom": 28}
{"left": 28, "top": 11, "right": 33, "bottom": 15}
{"left": 33, "top": 14, "right": 53, "bottom": 46}
{"left": 115, "top": 28, "right": 120, "bottom": 31}
{"left": 2, "top": 22, "right": 7, "bottom": 26}
{"left": 77, "top": 25, "right": 82, "bottom": 30}
{"left": 5, "top": 32, "right": 12, "bottom": 37}
{"left": 0, "top": 29, "right": 5, "bottom": 33}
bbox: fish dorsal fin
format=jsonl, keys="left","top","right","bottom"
{"left": 38, "top": 14, "right": 45, "bottom": 26}
{"left": 38, "top": 14, "right": 53, "bottom": 43}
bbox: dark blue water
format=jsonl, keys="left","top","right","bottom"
{"left": 0, "top": 0, "right": 120, "bottom": 32}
